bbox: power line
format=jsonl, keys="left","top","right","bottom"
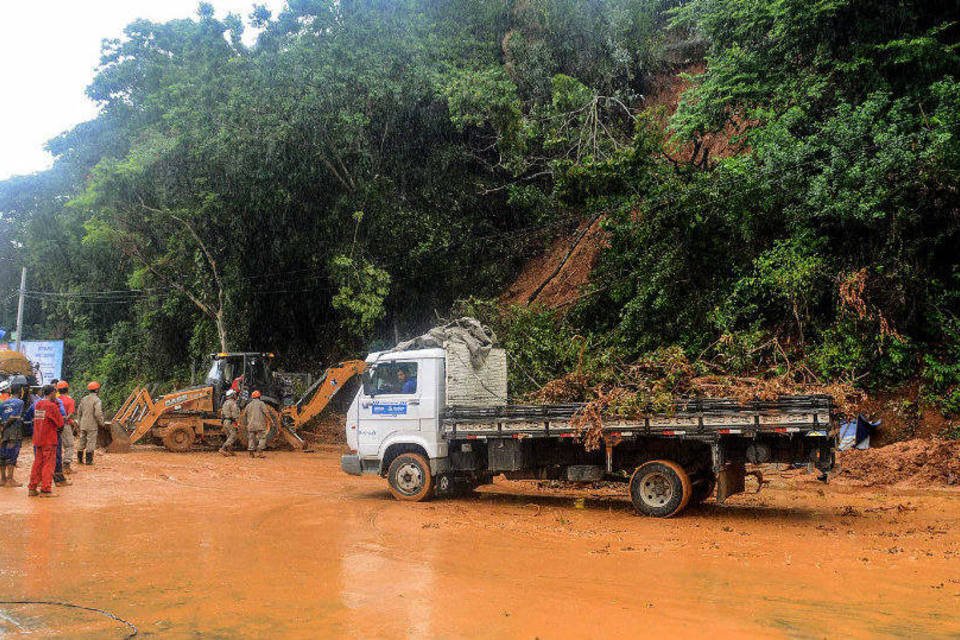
{"left": 24, "top": 288, "right": 158, "bottom": 298}
{"left": 14, "top": 147, "right": 877, "bottom": 309}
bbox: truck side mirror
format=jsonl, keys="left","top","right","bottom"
{"left": 362, "top": 368, "right": 378, "bottom": 397}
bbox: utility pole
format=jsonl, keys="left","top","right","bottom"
{"left": 14, "top": 267, "right": 26, "bottom": 351}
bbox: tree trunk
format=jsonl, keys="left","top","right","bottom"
{"left": 215, "top": 312, "right": 229, "bottom": 352}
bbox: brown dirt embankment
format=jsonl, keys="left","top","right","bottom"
{"left": 837, "top": 438, "right": 960, "bottom": 487}
{"left": 499, "top": 215, "right": 607, "bottom": 309}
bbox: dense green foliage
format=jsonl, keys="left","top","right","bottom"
{"left": 578, "top": 0, "right": 960, "bottom": 406}
{"left": 1, "top": 0, "right": 959, "bottom": 415}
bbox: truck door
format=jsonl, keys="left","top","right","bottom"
{"left": 357, "top": 360, "right": 423, "bottom": 458}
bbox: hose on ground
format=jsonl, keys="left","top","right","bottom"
{"left": 0, "top": 600, "right": 137, "bottom": 638}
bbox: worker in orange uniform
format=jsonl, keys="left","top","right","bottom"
{"left": 56, "top": 381, "right": 77, "bottom": 475}
{"left": 27, "top": 385, "right": 64, "bottom": 497}
{"left": 75, "top": 381, "right": 105, "bottom": 465}
{"left": 219, "top": 389, "right": 240, "bottom": 456}
{"left": 243, "top": 390, "right": 268, "bottom": 458}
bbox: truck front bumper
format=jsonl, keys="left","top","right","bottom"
{"left": 340, "top": 454, "right": 362, "bottom": 476}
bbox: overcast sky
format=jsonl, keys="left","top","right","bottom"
{"left": 0, "top": 1, "right": 286, "bottom": 181}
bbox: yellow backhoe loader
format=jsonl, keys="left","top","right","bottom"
{"left": 107, "top": 352, "right": 365, "bottom": 452}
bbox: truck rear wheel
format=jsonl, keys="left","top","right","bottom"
{"left": 629, "top": 460, "right": 692, "bottom": 517}
{"left": 387, "top": 453, "right": 434, "bottom": 502}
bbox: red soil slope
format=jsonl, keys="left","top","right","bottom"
{"left": 502, "top": 64, "right": 732, "bottom": 309}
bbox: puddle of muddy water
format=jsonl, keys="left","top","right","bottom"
{"left": 0, "top": 449, "right": 958, "bottom": 639}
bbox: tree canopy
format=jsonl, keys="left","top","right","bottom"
{"left": 1, "top": 0, "right": 959, "bottom": 412}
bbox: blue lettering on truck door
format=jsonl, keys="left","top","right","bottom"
{"left": 372, "top": 402, "right": 407, "bottom": 415}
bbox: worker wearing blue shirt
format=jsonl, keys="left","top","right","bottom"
{"left": 1, "top": 378, "right": 28, "bottom": 487}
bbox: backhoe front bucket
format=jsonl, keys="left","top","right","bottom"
{"left": 105, "top": 386, "right": 160, "bottom": 452}
{"left": 100, "top": 421, "right": 132, "bottom": 453}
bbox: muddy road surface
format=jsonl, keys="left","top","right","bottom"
{"left": 1, "top": 447, "right": 958, "bottom": 639}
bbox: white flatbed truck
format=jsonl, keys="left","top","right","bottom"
{"left": 341, "top": 345, "right": 835, "bottom": 517}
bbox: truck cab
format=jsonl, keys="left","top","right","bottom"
{"left": 344, "top": 348, "right": 448, "bottom": 476}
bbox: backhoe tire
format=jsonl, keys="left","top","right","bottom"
{"left": 629, "top": 460, "right": 692, "bottom": 518}
{"left": 162, "top": 425, "right": 196, "bottom": 453}
{"left": 387, "top": 453, "right": 434, "bottom": 502}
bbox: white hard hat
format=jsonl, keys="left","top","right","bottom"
{"left": 0, "top": 380, "right": 9, "bottom": 392}
{"left": 225, "top": 389, "right": 236, "bottom": 397}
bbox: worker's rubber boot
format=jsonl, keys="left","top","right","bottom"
{"left": 64, "top": 462, "right": 74, "bottom": 475}
{"left": 85, "top": 452, "right": 93, "bottom": 466}
{"left": 28, "top": 487, "right": 39, "bottom": 497}
{"left": 54, "top": 473, "right": 71, "bottom": 487}
{"left": 77, "top": 451, "right": 84, "bottom": 465}
{"left": 6, "top": 467, "right": 23, "bottom": 488}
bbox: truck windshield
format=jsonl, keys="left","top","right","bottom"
{"left": 363, "top": 362, "right": 417, "bottom": 396}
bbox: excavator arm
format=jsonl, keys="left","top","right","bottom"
{"left": 281, "top": 360, "right": 366, "bottom": 439}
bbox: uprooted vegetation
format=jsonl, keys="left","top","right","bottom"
{"left": 525, "top": 345, "right": 861, "bottom": 450}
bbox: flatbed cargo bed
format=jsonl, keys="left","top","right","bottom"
{"left": 442, "top": 394, "right": 832, "bottom": 440}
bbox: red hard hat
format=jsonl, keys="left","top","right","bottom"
{"left": 251, "top": 390, "right": 261, "bottom": 398}
{"left": 56, "top": 380, "right": 69, "bottom": 390}
{"left": 87, "top": 381, "right": 101, "bottom": 391}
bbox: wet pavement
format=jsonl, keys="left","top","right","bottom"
{"left": 0, "top": 446, "right": 958, "bottom": 638}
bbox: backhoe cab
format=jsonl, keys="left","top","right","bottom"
{"left": 204, "top": 352, "right": 281, "bottom": 407}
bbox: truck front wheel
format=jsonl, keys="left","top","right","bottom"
{"left": 387, "top": 453, "right": 434, "bottom": 502}
{"left": 629, "top": 460, "right": 692, "bottom": 517}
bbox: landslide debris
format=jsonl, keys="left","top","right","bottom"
{"left": 837, "top": 439, "right": 960, "bottom": 487}
{"left": 529, "top": 346, "right": 862, "bottom": 451}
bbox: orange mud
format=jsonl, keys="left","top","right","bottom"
{"left": 1, "top": 447, "right": 959, "bottom": 639}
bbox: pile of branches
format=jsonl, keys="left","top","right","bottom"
{"left": 529, "top": 346, "right": 862, "bottom": 451}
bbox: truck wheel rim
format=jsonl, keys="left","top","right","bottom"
{"left": 640, "top": 472, "right": 673, "bottom": 507}
{"left": 396, "top": 462, "right": 424, "bottom": 495}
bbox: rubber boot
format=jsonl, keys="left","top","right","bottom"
{"left": 0, "top": 465, "right": 7, "bottom": 487}
{"left": 6, "top": 466, "right": 22, "bottom": 488}
{"left": 54, "top": 473, "right": 71, "bottom": 487}
{"left": 85, "top": 451, "right": 93, "bottom": 466}
{"left": 64, "top": 462, "right": 74, "bottom": 475}
{"left": 78, "top": 451, "right": 84, "bottom": 465}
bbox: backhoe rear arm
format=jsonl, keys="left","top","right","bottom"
{"left": 282, "top": 360, "right": 366, "bottom": 430}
